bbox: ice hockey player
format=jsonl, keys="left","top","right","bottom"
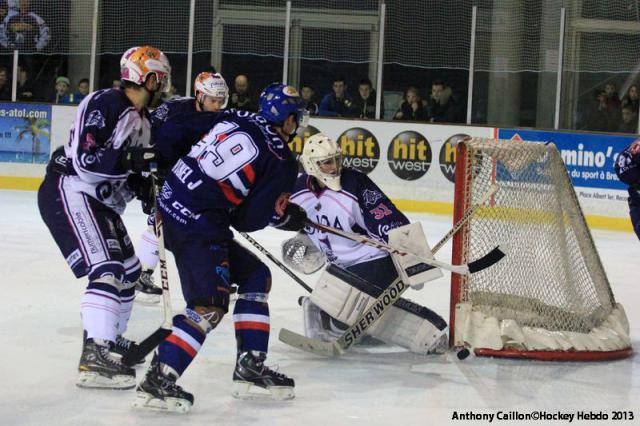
{"left": 134, "top": 71, "right": 230, "bottom": 304}
{"left": 133, "top": 83, "right": 309, "bottom": 413}
{"left": 281, "top": 133, "right": 449, "bottom": 354}
{"left": 37, "top": 46, "right": 172, "bottom": 389}
{"left": 615, "top": 138, "right": 640, "bottom": 240}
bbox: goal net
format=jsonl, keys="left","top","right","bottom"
{"left": 450, "top": 137, "right": 631, "bottom": 361}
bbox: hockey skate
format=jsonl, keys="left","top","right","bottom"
{"left": 133, "top": 354, "right": 193, "bottom": 413}
{"left": 134, "top": 269, "right": 162, "bottom": 305}
{"left": 232, "top": 351, "right": 295, "bottom": 401}
{"left": 110, "top": 335, "right": 145, "bottom": 365}
{"left": 77, "top": 338, "right": 136, "bottom": 390}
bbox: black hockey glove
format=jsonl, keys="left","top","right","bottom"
{"left": 127, "top": 173, "right": 155, "bottom": 214}
{"left": 46, "top": 146, "right": 68, "bottom": 175}
{"left": 122, "top": 146, "right": 158, "bottom": 173}
{"left": 273, "top": 202, "right": 308, "bottom": 232}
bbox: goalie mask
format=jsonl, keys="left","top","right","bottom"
{"left": 300, "top": 133, "right": 343, "bottom": 191}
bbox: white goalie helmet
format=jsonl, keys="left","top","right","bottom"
{"left": 120, "top": 46, "right": 172, "bottom": 93}
{"left": 194, "top": 72, "right": 229, "bottom": 108}
{"left": 300, "top": 133, "right": 343, "bottom": 191}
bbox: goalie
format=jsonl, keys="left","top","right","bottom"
{"left": 281, "top": 133, "right": 448, "bottom": 354}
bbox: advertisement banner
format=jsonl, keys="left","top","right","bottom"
{"left": 291, "top": 118, "right": 494, "bottom": 208}
{"left": 497, "top": 128, "right": 633, "bottom": 218}
{"left": 0, "top": 102, "right": 52, "bottom": 164}
{"left": 497, "top": 129, "right": 635, "bottom": 190}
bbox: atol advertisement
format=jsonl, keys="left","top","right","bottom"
{"left": 0, "top": 103, "right": 52, "bottom": 164}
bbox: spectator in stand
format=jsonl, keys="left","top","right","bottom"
{"left": 0, "top": 65, "right": 11, "bottom": 100}
{"left": 73, "top": 78, "right": 90, "bottom": 103}
{"left": 112, "top": 78, "right": 122, "bottom": 89}
{"left": 16, "top": 65, "right": 37, "bottom": 101}
{"left": 0, "top": 0, "right": 49, "bottom": 52}
{"left": 352, "top": 78, "right": 382, "bottom": 119}
{"left": 301, "top": 83, "right": 318, "bottom": 116}
{"left": 428, "top": 79, "right": 462, "bottom": 123}
{"left": 618, "top": 104, "right": 638, "bottom": 134}
{"left": 52, "top": 76, "right": 72, "bottom": 104}
{"left": 622, "top": 84, "right": 639, "bottom": 114}
{"left": 584, "top": 88, "right": 617, "bottom": 132}
{"left": 228, "top": 74, "right": 258, "bottom": 112}
{"left": 393, "top": 86, "right": 428, "bottom": 121}
{"left": 319, "top": 76, "right": 356, "bottom": 117}
{"left": 603, "top": 82, "right": 622, "bottom": 130}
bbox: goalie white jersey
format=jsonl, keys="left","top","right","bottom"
{"left": 289, "top": 168, "right": 409, "bottom": 268}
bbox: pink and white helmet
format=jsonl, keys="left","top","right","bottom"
{"left": 194, "top": 72, "right": 229, "bottom": 108}
{"left": 120, "top": 46, "right": 172, "bottom": 93}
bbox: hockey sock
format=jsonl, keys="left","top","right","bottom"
{"left": 136, "top": 227, "right": 160, "bottom": 271}
{"left": 232, "top": 298, "right": 270, "bottom": 353}
{"left": 117, "top": 285, "right": 136, "bottom": 335}
{"left": 81, "top": 280, "right": 121, "bottom": 342}
{"left": 158, "top": 314, "right": 207, "bottom": 377}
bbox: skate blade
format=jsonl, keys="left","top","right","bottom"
{"left": 76, "top": 371, "right": 136, "bottom": 390}
{"left": 135, "top": 293, "right": 161, "bottom": 305}
{"left": 132, "top": 391, "right": 192, "bottom": 413}
{"left": 231, "top": 381, "right": 295, "bottom": 401}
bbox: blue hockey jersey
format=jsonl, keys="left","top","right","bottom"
{"left": 156, "top": 109, "right": 298, "bottom": 240}
{"left": 150, "top": 96, "right": 197, "bottom": 132}
{"left": 290, "top": 169, "right": 409, "bottom": 267}
{"left": 64, "top": 88, "right": 152, "bottom": 214}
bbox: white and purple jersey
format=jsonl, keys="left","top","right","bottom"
{"left": 64, "top": 88, "right": 152, "bottom": 214}
{"left": 290, "top": 169, "right": 409, "bottom": 268}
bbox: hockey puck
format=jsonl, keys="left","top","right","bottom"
{"left": 298, "top": 296, "right": 304, "bottom": 306}
{"left": 457, "top": 348, "right": 471, "bottom": 360}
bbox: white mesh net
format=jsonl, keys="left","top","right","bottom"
{"left": 452, "top": 138, "right": 631, "bottom": 359}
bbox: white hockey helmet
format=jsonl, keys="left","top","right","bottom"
{"left": 120, "top": 46, "right": 172, "bottom": 93}
{"left": 301, "top": 133, "right": 343, "bottom": 191}
{"left": 194, "top": 71, "right": 229, "bottom": 108}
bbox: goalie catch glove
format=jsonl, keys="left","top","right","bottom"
{"left": 281, "top": 232, "right": 326, "bottom": 274}
{"left": 273, "top": 202, "right": 308, "bottom": 232}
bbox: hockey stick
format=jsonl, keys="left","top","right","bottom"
{"left": 279, "top": 184, "right": 500, "bottom": 357}
{"left": 239, "top": 232, "right": 313, "bottom": 292}
{"left": 303, "top": 214, "right": 505, "bottom": 276}
{"left": 122, "top": 167, "right": 173, "bottom": 366}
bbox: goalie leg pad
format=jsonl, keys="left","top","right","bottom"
{"left": 309, "top": 266, "right": 378, "bottom": 326}
{"left": 369, "top": 300, "right": 448, "bottom": 355}
{"left": 310, "top": 264, "right": 448, "bottom": 354}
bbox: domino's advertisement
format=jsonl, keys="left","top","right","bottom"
{"left": 498, "top": 129, "right": 634, "bottom": 218}
{"left": 0, "top": 102, "right": 52, "bottom": 164}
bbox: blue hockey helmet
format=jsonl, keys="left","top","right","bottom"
{"left": 259, "top": 83, "right": 309, "bottom": 129}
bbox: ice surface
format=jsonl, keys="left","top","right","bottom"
{"left": 1, "top": 190, "right": 638, "bottom": 425}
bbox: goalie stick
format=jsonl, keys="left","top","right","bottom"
{"left": 122, "top": 167, "right": 173, "bottom": 366}
{"left": 278, "top": 184, "right": 500, "bottom": 357}
{"left": 304, "top": 219, "right": 505, "bottom": 276}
